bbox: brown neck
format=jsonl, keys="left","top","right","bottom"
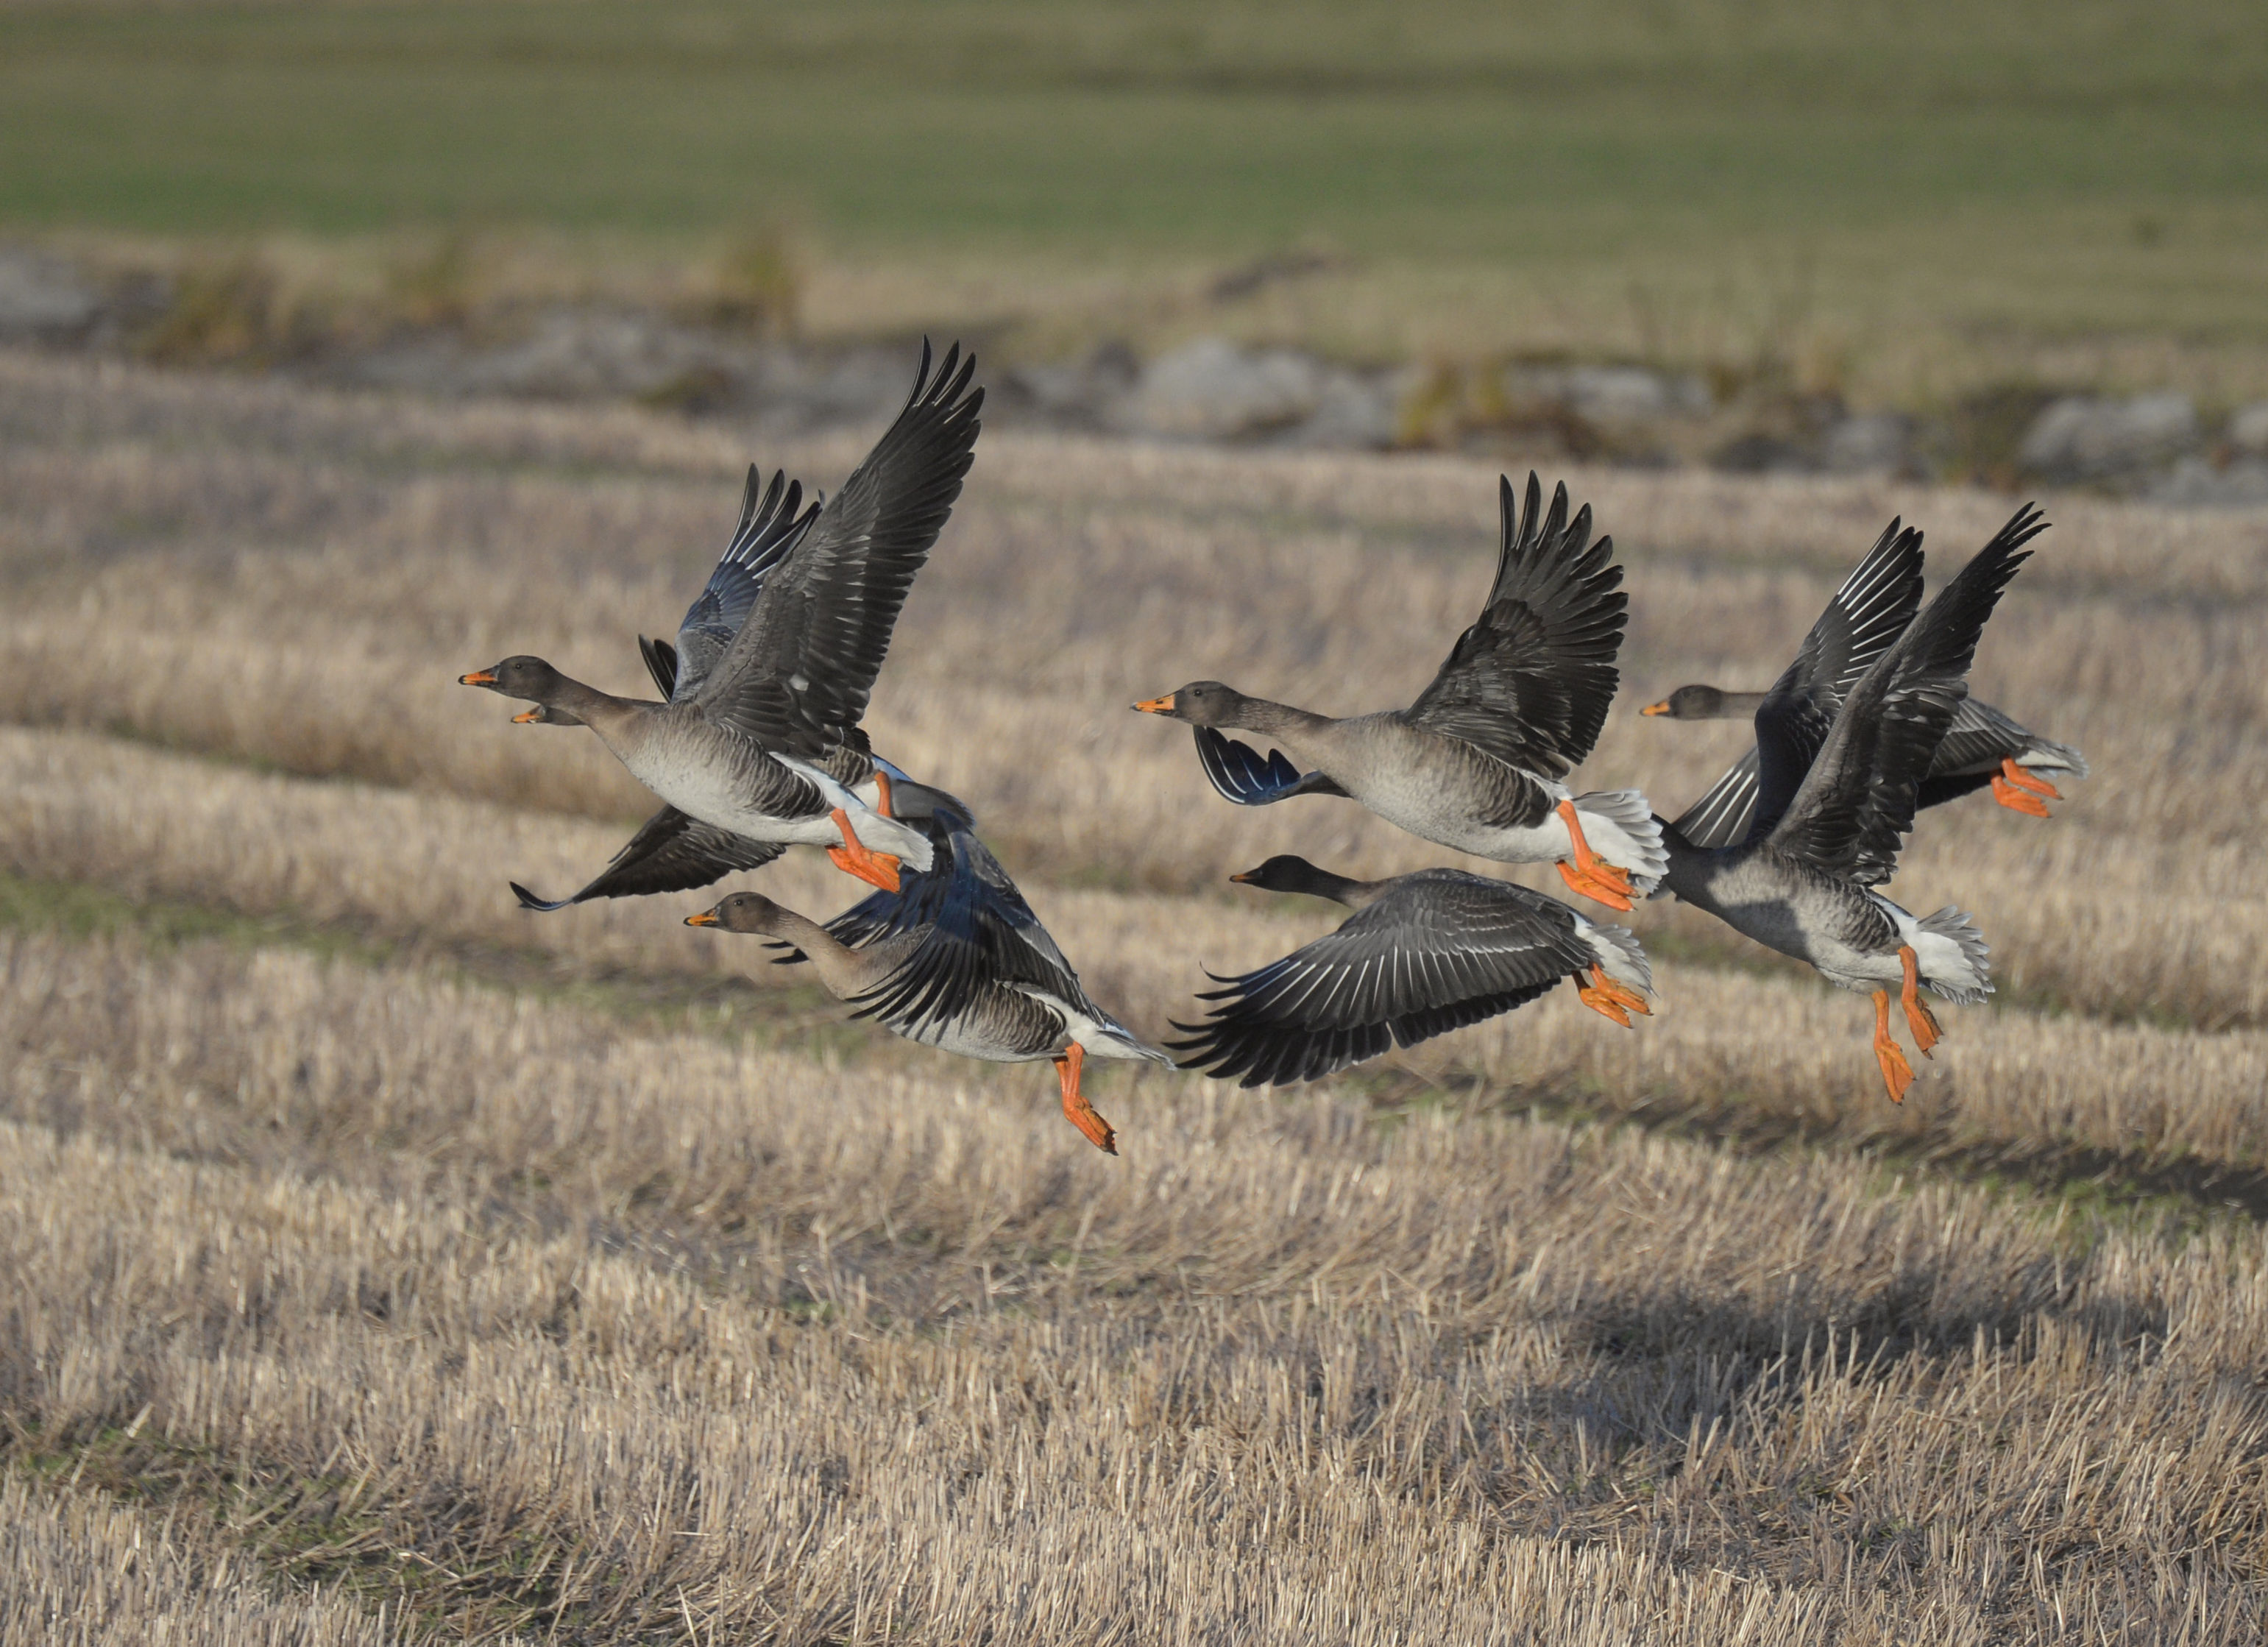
{"left": 1704, "top": 691, "right": 1770, "bottom": 720}
{"left": 768, "top": 909, "right": 871, "bottom": 999}
{"left": 1225, "top": 695, "right": 1333, "bottom": 740}
{"left": 543, "top": 673, "right": 645, "bottom": 737}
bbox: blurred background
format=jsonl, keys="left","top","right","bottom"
{"left": 4, "top": 0, "right": 2267, "bottom": 495}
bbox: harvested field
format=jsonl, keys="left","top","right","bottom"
{"left": 4, "top": 348, "right": 2267, "bottom": 1641}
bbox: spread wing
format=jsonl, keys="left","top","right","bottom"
{"left": 1670, "top": 745, "right": 1762, "bottom": 849}
{"left": 664, "top": 467, "right": 822, "bottom": 704}
{"left": 693, "top": 341, "right": 984, "bottom": 752}
{"left": 1747, "top": 517, "right": 1927, "bottom": 843}
{"left": 1768, "top": 505, "right": 2046, "bottom": 884}
{"left": 638, "top": 636, "right": 680, "bottom": 701}
{"left": 508, "top": 807, "right": 785, "bottom": 910}
{"left": 1167, "top": 872, "right": 1593, "bottom": 1087}
{"left": 1194, "top": 727, "right": 1350, "bottom": 805}
{"left": 842, "top": 818, "right": 1103, "bottom": 1034}
{"left": 1401, "top": 473, "right": 1625, "bottom": 780}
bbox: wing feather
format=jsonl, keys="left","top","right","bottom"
{"left": 1747, "top": 517, "right": 1927, "bottom": 843}
{"left": 1402, "top": 473, "right": 1626, "bottom": 779}
{"left": 508, "top": 806, "right": 785, "bottom": 910}
{"left": 694, "top": 341, "right": 985, "bottom": 751}
{"left": 1768, "top": 506, "right": 2046, "bottom": 882}
{"left": 1169, "top": 871, "right": 1601, "bottom": 1086}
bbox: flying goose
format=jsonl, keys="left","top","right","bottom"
{"left": 1169, "top": 854, "right": 1654, "bottom": 1087}
{"left": 1134, "top": 474, "right": 1665, "bottom": 910}
{"left": 462, "top": 341, "right": 982, "bottom": 901}
{"left": 692, "top": 781, "right": 1170, "bottom": 1153}
{"left": 1654, "top": 505, "right": 2047, "bottom": 1102}
{"left": 1640, "top": 679, "right": 2086, "bottom": 844}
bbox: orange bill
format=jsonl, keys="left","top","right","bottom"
{"left": 458, "top": 670, "right": 497, "bottom": 686}
{"left": 1133, "top": 695, "right": 1177, "bottom": 714}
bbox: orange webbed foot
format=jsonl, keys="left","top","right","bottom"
{"left": 1898, "top": 946, "right": 1942, "bottom": 1058}
{"left": 1054, "top": 1045, "right": 1117, "bottom": 1155}
{"left": 826, "top": 808, "right": 902, "bottom": 893}
{"left": 1991, "top": 758, "right": 2058, "bottom": 816}
{"left": 1872, "top": 989, "right": 1915, "bottom": 1102}
{"left": 1576, "top": 963, "right": 1650, "bottom": 1026}
{"left": 1556, "top": 860, "right": 1635, "bottom": 913}
{"left": 1555, "top": 800, "right": 1637, "bottom": 910}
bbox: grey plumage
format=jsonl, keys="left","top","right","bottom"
{"left": 462, "top": 341, "right": 982, "bottom": 904}
{"left": 1137, "top": 473, "right": 1665, "bottom": 909}
{"left": 704, "top": 776, "right": 1167, "bottom": 1153}
{"left": 1169, "top": 854, "right": 1654, "bottom": 1088}
{"left": 1656, "top": 504, "right": 2048, "bottom": 1100}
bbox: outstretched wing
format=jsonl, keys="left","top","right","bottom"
{"left": 694, "top": 341, "right": 984, "bottom": 752}
{"left": 841, "top": 819, "right": 1103, "bottom": 1037}
{"left": 1670, "top": 746, "right": 1762, "bottom": 849}
{"left": 1747, "top": 517, "right": 1927, "bottom": 843}
{"left": 508, "top": 807, "right": 785, "bottom": 910}
{"left": 662, "top": 467, "right": 822, "bottom": 703}
{"left": 1401, "top": 473, "right": 1625, "bottom": 780}
{"left": 1768, "top": 506, "right": 2046, "bottom": 884}
{"left": 1167, "top": 872, "right": 1592, "bottom": 1088}
{"left": 1194, "top": 727, "right": 1350, "bottom": 805}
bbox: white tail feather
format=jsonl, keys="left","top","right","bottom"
{"left": 1572, "top": 790, "right": 1668, "bottom": 893}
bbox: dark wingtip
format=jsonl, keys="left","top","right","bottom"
{"left": 509, "top": 882, "right": 573, "bottom": 913}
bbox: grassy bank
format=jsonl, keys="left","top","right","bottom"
{"left": 6, "top": 0, "right": 2268, "bottom": 400}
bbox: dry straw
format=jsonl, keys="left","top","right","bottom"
{"left": 4, "top": 349, "right": 2268, "bottom": 1640}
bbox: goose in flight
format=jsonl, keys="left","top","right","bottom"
{"left": 693, "top": 777, "right": 1169, "bottom": 1153}
{"left": 461, "top": 341, "right": 982, "bottom": 901}
{"left": 1169, "top": 854, "right": 1654, "bottom": 1088}
{"left": 1134, "top": 474, "right": 1664, "bottom": 910}
{"left": 1640, "top": 681, "right": 2085, "bottom": 843}
{"left": 1654, "top": 505, "right": 2047, "bottom": 1102}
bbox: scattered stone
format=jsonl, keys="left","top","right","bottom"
{"left": 2150, "top": 456, "right": 2268, "bottom": 509}
{"left": 1567, "top": 365, "right": 1710, "bottom": 424}
{"left": 1710, "top": 432, "right": 1812, "bottom": 475}
{"left": 1821, "top": 411, "right": 1916, "bottom": 476}
{"left": 2226, "top": 401, "right": 2268, "bottom": 456}
{"left": 0, "top": 247, "right": 104, "bottom": 342}
{"left": 1121, "top": 339, "right": 1325, "bottom": 440}
{"left": 2018, "top": 392, "right": 2198, "bottom": 484}
{"left": 998, "top": 341, "right": 1140, "bottom": 431}
{"left": 1273, "top": 370, "right": 1398, "bottom": 450}
{"left": 1116, "top": 338, "right": 1393, "bottom": 447}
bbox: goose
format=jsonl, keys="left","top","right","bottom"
{"left": 1134, "top": 473, "right": 1665, "bottom": 910}
{"left": 461, "top": 341, "right": 982, "bottom": 900}
{"left": 1654, "top": 504, "right": 2047, "bottom": 1102}
{"left": 1640, "top": 682, "right": 2086, "bottom": 844}
{"left": 1169, "top": 854, "right": 1654, "bottom": 1088}
{"left": 690, "top": 781, "right": 1170, "bottom": 1154}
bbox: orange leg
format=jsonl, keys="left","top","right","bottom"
{"left": 872, "top": 767, "right": 896, "bottom": 819}
{"left": 1990, "top": 757, "right": 2056, "bottom": 817}
{"left": 824, "top": 807, "right": 903, "bottom": 893}
{"left": 1576, "top": 963, "right": 1651, "bottom": 1027}
{"left": 1871, "top": 989, "right": 1915, "bottom": 1104}
{"left": 1553, "top": 799, "right": 1634, "bottom": 912}
{"left": 1053, "top": 1044, "right": 1117, "bottom": 1155}
{"left": 1898, "top": 945, "right": 1941, "bottom": 1058}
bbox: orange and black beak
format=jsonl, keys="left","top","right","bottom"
{"left": 1638, "top": 698, "right": 1672, "bottom": 716}
{"left": 460, "top": 669, "right": 498, "bottom": 687}
{"left": 511, "top": 708, "right": 543, "bottom": 723}
{"left": 684, "top": 908, "right": 720, "bottom": 928}
{"left": 1229, "top": 868, "right": 1258, "bottom": 885}
{"left": 1133, "top": 693, "right": 1177, "bottom": 715}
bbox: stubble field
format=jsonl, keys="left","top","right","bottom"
{"left": 4, "top": 347, "right": 2268, "bottom": 1642}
